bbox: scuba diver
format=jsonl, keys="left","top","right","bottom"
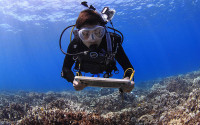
{"left": 60, "top": 2, "right": 135, "bottom": 93}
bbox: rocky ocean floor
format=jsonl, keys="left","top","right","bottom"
{"left": 0, "top": 70, "right": 200, "bottom": 125}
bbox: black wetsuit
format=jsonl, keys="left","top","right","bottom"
{"left": 61, "top": 33, "right": 134, "bottom": 83}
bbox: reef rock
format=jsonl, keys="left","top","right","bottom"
{"left": 0, "top": 70, "right": 200, "bottom": 124}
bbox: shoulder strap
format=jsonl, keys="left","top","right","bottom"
{"left": 106, "top": 32, "right": 112, "bottom": 54}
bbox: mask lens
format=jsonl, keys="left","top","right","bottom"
{"left": 78, "top": 26, "right": 105, "bottom": 42}
{"left": 81, "top": 30, "right": 90, "bottom": 40}
{"left": 94, "top": 27, "right": 105, "bottom": 38}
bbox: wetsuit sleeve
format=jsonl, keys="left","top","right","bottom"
{"left": 61, "top": 41, "right": 76, "bottom": 83}
{"left": 115, "top": 44, "right": 135, "bottom": 80}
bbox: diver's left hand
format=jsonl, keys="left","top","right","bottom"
{"left": 121, "top": 77, "right": 135, "bottom": 93}
{"left": 73, "top": 79, "right": 87, "bottom": 91}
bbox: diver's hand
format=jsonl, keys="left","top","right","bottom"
{"left": 73, "top": 79, "right": 87, "bottom": 91}
{"left": 121, "top": 77, "right": 135, "bottom": 93}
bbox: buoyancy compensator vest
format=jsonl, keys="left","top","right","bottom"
{"left": 73, "top": 32, "right": 121, "bottom": 77}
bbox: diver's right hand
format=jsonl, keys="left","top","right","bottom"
{"left": 73, "top": 79, "right": 87, "bottom": 91}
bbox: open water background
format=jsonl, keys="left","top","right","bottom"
{"left": 0, "top": 0, "right": 200, "bottom": 91}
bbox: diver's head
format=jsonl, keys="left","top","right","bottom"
{"left": 76, "top": 9, "right": 106, "bottom": 48}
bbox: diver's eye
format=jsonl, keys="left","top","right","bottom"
{"left": 82, "top": 31, "right": 90, "bottom": 38}
{"left": 94, "top": 28, "right": 104, "bottom": 37}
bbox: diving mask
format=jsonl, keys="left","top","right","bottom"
{"left": 78, "top": 25, "right": 105, "bottom": 42}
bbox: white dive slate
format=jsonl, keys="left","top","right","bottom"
{"left": 74, "top": 76, "right": 131, "bottom": 88}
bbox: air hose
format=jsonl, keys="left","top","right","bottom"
{"left": 59, "top": 25, "right": 88, "bottom": 56}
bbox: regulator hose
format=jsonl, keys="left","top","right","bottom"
{"left": 107, "top": 26, "right": 124, "bottom": 44}
{"left": 59, "top": 25, "right": 88, "bottom": 56}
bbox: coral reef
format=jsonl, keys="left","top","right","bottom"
{"left": 159, "top": 88, "right": 200, "bottom": 124}
{"left": 0, "top": 70, "right": 200, "bottom": 124}
{"left": 18, "top": 108, "right": 116, "bottom": 125}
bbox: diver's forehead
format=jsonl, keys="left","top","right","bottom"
{"left": 82, "top": 25, "right": 96, "bottom": 28}
{"left": 81, "top": 24, "right": 100, "bottom": 28}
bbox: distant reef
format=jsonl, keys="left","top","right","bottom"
{"left": 0, "top": 70, "right": 200, "bottom": 124}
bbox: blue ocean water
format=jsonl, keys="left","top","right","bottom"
{"left": 0, "top": 0, "right": 200, "bottom": 91}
